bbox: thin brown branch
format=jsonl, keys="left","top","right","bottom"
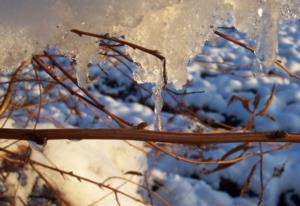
{"left": 30, "top": 160, "right": 146, "bottom": 204}
{"left": 99, "top": 176, "right": 170, "bottom": 206}
{"left": 214, "top": 30, "right": 300, "bottom": 81}
{"left": 0, "top": 151, "right": 146, "bottom": 206}
{"left": 240, "top": 161, "right": 258, "bottom": 196}
{"left": 70, "top": 29, "right": 168, "bottom": 86}
{"left": 214, "top": 31, "right": 255, "bottom": 53}
{"left": 274, "top": 59, "right": 300, "bottom": 80}
{"left": 30, "top": 162, "right": 71, "bottom": 206}
{"left": 32, "top": 54, "right": 132, "bottom": 128}
{"left": 71, "top": 29, "right": 164, "bottom": 61}
{"left": 0, "top": 128, "right": 299, "bottom": 144}
{"left": 258, "top": 143, "right": 265, "bottom": 206}
{"left": 0, "top": 61, "right": 27, "bottom": 117}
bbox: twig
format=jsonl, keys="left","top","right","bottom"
{"left": 30, "top": 162, "right": 71, "bottom": 206}
{"left": 0, "top": 146, "right": 147, "bottom": 205}
{"left": 32, "top": 64, "right": 42, "bottom": 129}
{"left": 70, "top": 29, "right": 168, "bottom": 86}
{"left": 32, "top": 55, "right": 132, "bottom": 128}
{"left": 214, "top": 30, "right": 300, "bottom": 81}
{"left": 0, "top": 61, "right": 27, "bottom": 117}
{"left": 257, "top": 143, "right": 265, "bottom": 206}
{"left": 30, "top": 160, "right": 146, "bottom": 204}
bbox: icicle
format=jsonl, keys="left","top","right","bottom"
{"left": 253, "top": 51, "right": 264, "bottom": 76}
{"left": 152, "top": 65, "right": 164, "bottom": 131}
{"left": 130, "top": 49, "right": 165, "bottom": 131}
{"left": 152, "top": 83, "right": 163, "bottom": 131}
{"left": 75, "top": 61, "right": 89, "bottom": 89}
{"left": 255, "top": 0, "right": 280, "bottom": 72}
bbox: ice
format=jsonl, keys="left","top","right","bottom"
{"left": 1, "top": 0, "right": 299, "bottom": 82}
{"left": 152, "top": 78, "right": 164, "bottom": 131}
{"left": 227, "top": 0, "right": 261, "bottom": 39}
{"left": 255, "top": 0, "right": 280, "bottom": 71}
{"left": 128, "top": 0, "right": 232, "bottom": 89}
{"left": 280, "top": 0, "right": 300, "bottom": 20}
{"left": 255, "top": 0, "right": 300, "bottom": 72}
{"left": 0, "top": 27, "right": 34, "bottom": 73}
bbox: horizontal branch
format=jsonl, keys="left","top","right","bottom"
{"left": 0, "top": 128, "right": 299, "bottom": 144}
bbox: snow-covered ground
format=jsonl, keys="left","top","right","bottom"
{"left": 1, "top": 18, "right": 300, "bottom": 206}
{"left": 146, "top": 21, "right": 300, "bottom": 206}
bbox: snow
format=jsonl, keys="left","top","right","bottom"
{"left": 148, "top": 20, "right": 300, "bottom": 206}
{"left": 32, "top": 139, "right": 146, "bottom": 206}
{"left": 149, "top": 169, "right": 239, "bottom": 206}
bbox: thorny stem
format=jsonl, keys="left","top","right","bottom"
{"left": 0, "top": 147, "right": 147, "bottom": 205}
{"left": 30, "top": 162, "right": 71, "bottom": 206}
{"left": 30, "top": 160, "right": 145, "bottom": 204}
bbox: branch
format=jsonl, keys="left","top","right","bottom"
{"left": 32, "top": 55, "right": 132, "bottom": 128}
{"left": 70, "top": 29, "right": 168, "bottom": 86}
{"left": 0, "top": 61, "right": 27, "bottom": 117}
{"left": 214, "top": 30, "right": 300, "bottom": 80}
{"left": 0, "top": 128, "right": 298, "bottom": 144}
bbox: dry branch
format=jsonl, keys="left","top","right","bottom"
{"left": 0, "top": 128, "right": 298, "bottom": 144}
{"left": 32, "top": 54, "right": 132, "bottom": 128}
{"left": 71, "top": 29, "right": 168, "bottom": 86}
{"left": 0, "top": 61, "right": 27, "bottom": 117}
{"left": 214, "top": 30, "right": 300, "bottom": 80}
